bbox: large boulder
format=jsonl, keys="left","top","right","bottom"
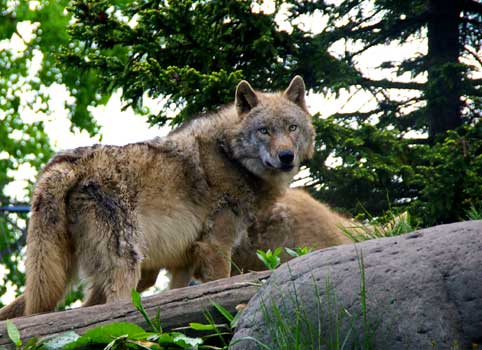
{"left": 230, "top": 221, "right": 482, "bottom": 350}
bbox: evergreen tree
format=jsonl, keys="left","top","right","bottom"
{"left": 64, "top": 0, "right": 482, "bottom": 225}
{"left": 290, "top": 0, "right": 482, "bottom": 223}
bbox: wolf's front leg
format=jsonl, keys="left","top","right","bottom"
{"left": 192, "top": 240, "right": 232, "bottom": 282}
{"left": 169, "top": 266, "right": 195, "bottom": 289}
{"left": 191, "top": 208, "right": 239, "bottom": 283}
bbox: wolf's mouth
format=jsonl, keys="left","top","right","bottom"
{"left": 280, "top": 164, "right": 294, "bottom": 172}
{"left": 265, "top": 161, "right": 294, "bottom": 172}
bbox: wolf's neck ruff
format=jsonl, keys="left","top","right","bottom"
{"left": 0, "top": 76, "right": 315, "bottom": 320}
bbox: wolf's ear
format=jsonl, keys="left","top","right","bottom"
{"left": 236, "top": 80, "right": 258, "bottom": 115}
{"left": 284, "top": 76, "right": 307, "bottom": 110}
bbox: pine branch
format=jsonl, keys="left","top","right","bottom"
{"left": 358, "top": 77, "right": 425, "bottom": 90}
{"left": 468, "top": 75, "right": 482, "bottom": 84}
{"left": 461, "top": 16, "right": 482, "bottom": 28}
{"left": 461, "top": 0, "right": 482, "bottom": 15}
{"left": 463, "top": 45, "right": 482, "bottom": 68}
{"left": 346, "top": 12, "right": 429, "bottom": 58}
{"left": 332, "top": 109, "right": 383, "bottom": 120}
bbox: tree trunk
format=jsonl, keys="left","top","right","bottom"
{"left": 0, "top": 271, "right": 271, "bottom": 349}
{"left": 426, "top": 0, "right": 463, "bottom": 141}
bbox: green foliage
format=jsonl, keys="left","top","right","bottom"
{"left": 64, "top": 0, "right": 299, "bottom": 126}
{"left": 284, "top": 247, "right": 313, "bottom": 258}
{"left": 199, "top": 301, "right": 237, "bottom": 349}
{"left": 211, "top": 302, "right": 234, "bottom": 325}
{"left": 342, "top": 211, "right": 415, "bottom": 242}
{"left": 408, "top": 125, "right": 482, "bottom": 226}
{"left": 0, "top": 212, "right": 27, "bottom": 307}
{"left": 256, "top": 247, "right": 313, "bottom": 271}
{"left": 467, "top": 206, "right": 482, "bottom": 221}
{"left": 7, "top": 320, "right": 22, "bottom": 348}
{"left": 63, "top": 322, "right": 151, "bottom": 349}
{"left": 131, "top": 289, "right": 162, "bottom": 333}
{"left": 256, "top": 248, "right": 283, "bottom": 270}
{"left": 0, "top": 0, "right": 110, "bottom": 304}
{"left": 4, "top": 291, "right": 236, "bottom": 350}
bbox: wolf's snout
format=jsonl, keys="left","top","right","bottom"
{"left": 278, "top": 150, "right": 294, "bottom": 165}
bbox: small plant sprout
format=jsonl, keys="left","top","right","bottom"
{"left": 256, "top": 247, "right": 283, "bottom": 270}
{"left": 285, "top": 246, "right": 313, "bottom": 258}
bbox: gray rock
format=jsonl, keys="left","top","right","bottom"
{"left": 230, "top": 221, "right": 482, "bottom": 350}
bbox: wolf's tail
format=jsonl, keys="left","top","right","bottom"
{"left": 21, "top": 159, "right": 80, "bottom": 317}
{"left": 0, "top": 162, "right": 78, "bottom": 320}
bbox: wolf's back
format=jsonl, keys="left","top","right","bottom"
{"left": 0, "top": 156, "right": 81, "bottom": 319}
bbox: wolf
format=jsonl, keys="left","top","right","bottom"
{"left": 0, "top": 76, "right": 314, "bottom": 319}
{"left": 130, "top": 188, "right": 353, "bottom": 287}
{"left": 229, "top": 188, "right": 352, "bottom": 274}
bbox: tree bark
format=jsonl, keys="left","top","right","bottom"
{"left": 0, "top": 271, "right": 271, "bottom": 349}
{"left": 426, "top": 0, "right": 463, "bottom": 141}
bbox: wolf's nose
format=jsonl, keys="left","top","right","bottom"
{"left": 278, "top": 150, "right": 294, "bottom": 165}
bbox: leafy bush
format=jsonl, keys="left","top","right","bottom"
{"left": 5, "top": 290, "right": 236, "bottom": 350}
{"left": 312, "top": 121, "right": 482, "bottom": 228}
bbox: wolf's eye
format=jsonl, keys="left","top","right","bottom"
{"left": 258, "top": 127, "right": 269, "bottom": 135}
{"left": 289, "top": 124, "right": 298, "bottom": 132}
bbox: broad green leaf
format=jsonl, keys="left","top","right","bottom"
{"left": 189, "top": 322, "right": 218, "bottom": 331}
{"left": 6, "top": 320, "right": 21, "bottom": 347}
{"left": 211, "top": 302, "right": 234, "bottom": 323}
{"left": 64, "top": 322, "right": 148, "bottom": 349}
{"left": 172, "top": 332, "right": 203, "bottom": 349}
{"left": 131, "top": 289, "right": 142, "bottom": 310}
{"left": 41, "top": 331, "right": 80, "bottom": 350}
{"left": 284, "top": 247, "right": 299, "bottom": 258}
{"left": 131, "top": 289, "right": 160, "bottom": 332}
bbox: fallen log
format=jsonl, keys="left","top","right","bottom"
{"left": 0, "top": 271, "right": 271, "bottom": 348}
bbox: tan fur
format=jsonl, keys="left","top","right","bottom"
{"left": 230, "top": 188, "right": 353, "bottom": 274}
{"left": 136, "top": 188, "right": 354, "bottom": 287}
{"left": 0, "top": 76, "right": 314, "bottom": 319}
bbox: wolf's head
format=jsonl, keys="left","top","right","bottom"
{"left": 228, "top": 76, "right": 315, "bottom": 183}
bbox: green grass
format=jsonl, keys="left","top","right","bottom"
{"left": 466, "top": 205, "right": 482, "bottom": 220}
{"left": 233, "top": 251, "right": 377, "bottom": 350}
{"left": 341, "top": 211, "right": 415, "bottom": 242}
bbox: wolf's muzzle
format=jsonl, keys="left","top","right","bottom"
{"left": 278, "top": 150, "right": 294, "bottom": 166}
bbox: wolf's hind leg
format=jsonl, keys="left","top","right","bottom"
{"left": 81, "top": 242, "right": 142, "bottom": 304}
{"left": 80, "top": 227, "right": 142, "bottom": 304}
{"left": 73, "top": 182, "right": 143, "bottom": 305}
{"left": 104, "top": 262, "right": 141, "bottom": 302}
{"left": 82, "top": 284, "right": 106, "bottom": 307}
